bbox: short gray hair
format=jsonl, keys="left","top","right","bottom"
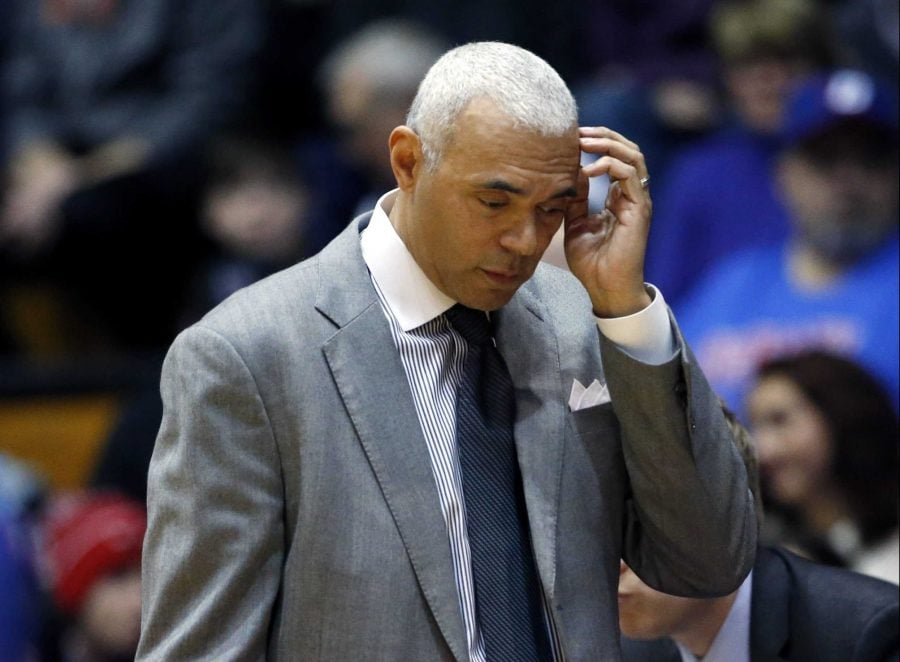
{"left": 406, "top": 42, "right": 578, "bottom": 168}
{"left": 319, "top": 19, "right": 449, "bottom": 103}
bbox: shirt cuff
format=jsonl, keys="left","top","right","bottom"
{"left": 594, "top": 284, "right": 676, "bottom": 365}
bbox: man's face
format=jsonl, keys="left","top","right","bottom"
{"left": 396, "top": 99, "right": 581, "bottom": 311}
{"left": 330, "top": 72, "right": 410, "bottom": 187}
{"left": 79, "top": 566, "right": 142, "bottom": 658}
{"left": 725, "top": 57, "right": 809, "bottom": 135}
{"left": 747, "top": 375, "right": 834, "bottom": 508}
{"left": 779, "top": 124, "right": 899, "bottom": 262}
{"left": 617, "top": 562, "right": 710, "bottom": 640}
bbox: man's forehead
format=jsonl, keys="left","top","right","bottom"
{"left": 453, "top": 98, "right": 579, "bottom": 143}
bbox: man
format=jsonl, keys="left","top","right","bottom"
{"left": 619, "top": 410, "right": 900, "bottom": 662}
{"left": 138, "top": 42, "right": 756, "bottom": 660}
{"left": 677, "top": 68, "right": 899, "bottom": 413}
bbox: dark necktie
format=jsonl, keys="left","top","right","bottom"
{"left": 445, "top": 304, "right": 552, "bottom": 662}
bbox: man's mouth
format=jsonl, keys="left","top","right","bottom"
{"left": 481, "top": 268, "right": 522, "bottom": 286}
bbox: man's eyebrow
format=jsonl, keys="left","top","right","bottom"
{"left": 478, "top": 181, "right": 577, "bottom": 199}
{"left": 550, "top": 186, "right": 578, "bottom": 199}
{"left": 480, "top": 180, "right": 526, "bottom": 195}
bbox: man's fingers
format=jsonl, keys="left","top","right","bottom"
{"left": 580, "top": 137, "right": 648, "bottom": 180}
{"left": 579, "top": 127, "right": 652, "bottom": 206}
{"left": 579, "top": 126, "right": 640, "bottom": 152}
{"left": 581, "top": 156, "right": 647, "bottom": 201}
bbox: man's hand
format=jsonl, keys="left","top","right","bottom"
{"left": 564, "top": 127, "right": 653, "bottom": 318}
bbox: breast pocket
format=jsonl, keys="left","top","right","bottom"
{"left": 565, "top": 402, "right": 628, "bottom": 523}
{"left": 569, "top": 401, "right": 618, "bottom": 439}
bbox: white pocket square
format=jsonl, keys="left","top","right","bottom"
{"left": 568, "top": 378, "right": 610, "bottom": 411}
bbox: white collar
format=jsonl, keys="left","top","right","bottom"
{"left": 359, "top": 190, "right": 455, "bottom": 331}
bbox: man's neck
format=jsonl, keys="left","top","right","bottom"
{"left": 672, "top": 592, "right": 738, "bottom": 658}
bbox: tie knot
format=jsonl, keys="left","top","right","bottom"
{"left": 445, "top": 304, "right": 492, "bottom": 346}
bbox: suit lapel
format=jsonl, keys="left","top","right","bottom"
{"left": 494, "top": 283, "right": 566, "bottom": 600}
{"left": 316, "top": 218, "right": 468, "bottom": 662}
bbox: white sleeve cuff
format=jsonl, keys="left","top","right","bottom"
{"left": 594, "top": 284, "right": 676, "bottom": 365}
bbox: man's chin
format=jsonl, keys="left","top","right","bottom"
{"left": 458, "top": 288, "right": 518, "bottom": 312}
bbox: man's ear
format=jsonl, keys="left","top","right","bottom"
{"left": 389, "top": 126, "right": 422, "bottom": 191}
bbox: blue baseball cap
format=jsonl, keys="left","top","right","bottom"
{"left": 782, "top": 69, "right": 898, "bottom": 147}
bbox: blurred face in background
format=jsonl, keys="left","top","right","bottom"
{"left": 330, "top": 72, "right": 412, "bottom": 188}
{"left": 747, "top": 374, "right": 834, "bottom": 508}
{"left": 78, "top": 565, "right": 142, "bottom": 659}
{"left": 204, "top": 175, "right": 308, "bottom": 262}
{"left": 778, "top": 124, "right": 899, "bottom": 263}
{"left": 725, "top": 56, "right": 810, "bottom": 135}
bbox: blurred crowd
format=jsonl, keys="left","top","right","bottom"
{"left": 0, "top": 0, "right": 897, "bottom": 659}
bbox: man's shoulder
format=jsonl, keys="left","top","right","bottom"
{"left": 767, "top": 546, "right": 899, "bottom": 609}
{"left": 196, "top": 215, "right": 366, "bottom": 338}
{"left": 199, "top": 257, "right": 320, "bottom": 333}
{"left": 755, "top": 546, "right": 899, "bottom": 658}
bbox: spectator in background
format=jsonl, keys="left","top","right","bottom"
{"left": 0, "top": 0, "right": 262, "bottom": 355}
{"left": 37, "top": 491, "right": 146, "bottom": 662}
{"left": 747, "top": 351, "right": 899, "bottom": 584}
{"left": 644, "top": 0, "right": 833, "bottom": 306}
{"left": 182, "top": 133, "right": 311, "bottom": 324}
{"left": 300, "top": 19, "right": 449, "bottom": 255}
{"left": 677, "top": 68, "right": 899, "bottom": 413}
{"left": 618, "top": 405, "right": 900, "bottom": 661}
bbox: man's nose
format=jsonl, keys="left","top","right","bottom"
{"left": 500, "top": 215, "right": 539, "bottom": 256}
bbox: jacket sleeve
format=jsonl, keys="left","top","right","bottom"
{"left": 137, "top": 324, "right": 284, "bottom": 661}
{"left": 604, "top": 311, "right": 757, "bottom": 597}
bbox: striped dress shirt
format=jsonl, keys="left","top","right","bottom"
{"left": 360, "top": 191, "right": 675, "bottom": 661}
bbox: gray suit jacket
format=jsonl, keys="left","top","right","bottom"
{"left": 138, "top": 214, "right": 757, "bottom": 661}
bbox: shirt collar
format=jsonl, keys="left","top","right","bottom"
{"left": 360, "top": 190, "right": 456, "bottom": 331}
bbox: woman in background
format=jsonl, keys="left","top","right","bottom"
{"left": 747, "top": 350, "right": 899, "bottom": 583}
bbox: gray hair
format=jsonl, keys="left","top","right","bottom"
{"left": 406, "top": 42, "right": 579, "bottom": 168}
{"left": 319, "top": 19, "right": 449, "bottom": 104}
